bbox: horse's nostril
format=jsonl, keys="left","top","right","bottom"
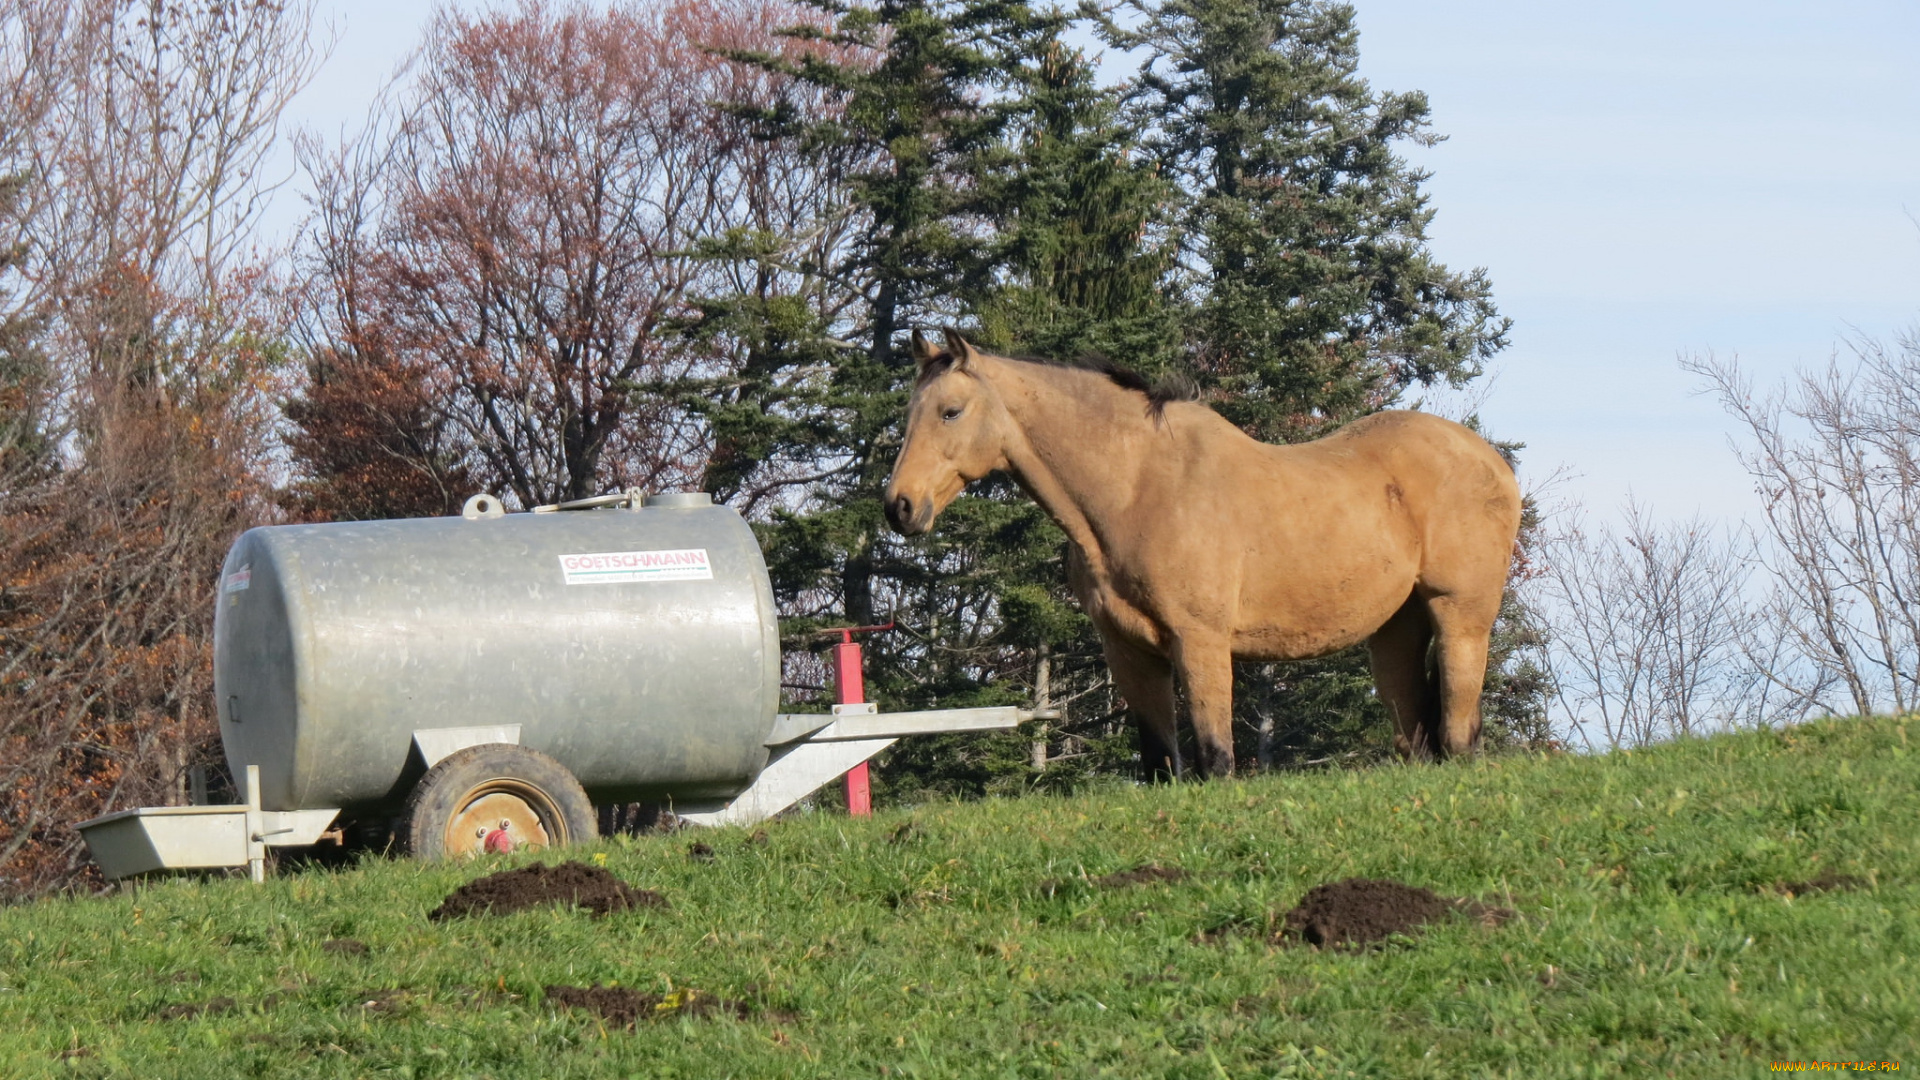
{"left": 888, "top": 496, "right": 913, "bottom": 529}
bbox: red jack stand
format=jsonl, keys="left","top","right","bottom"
{"left": 828, "top": 623, "right": 893, "bottom": 816}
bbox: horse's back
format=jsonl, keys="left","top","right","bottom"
{"left": 1318, "top": 409, "right": 1502, "bottom": 462}
{"left": 1319, "top": 411, "right": 1520, "bottom": 590}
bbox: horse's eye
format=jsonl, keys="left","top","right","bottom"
{"left": 941, "top": 407, "right": 963, "bottom": 422}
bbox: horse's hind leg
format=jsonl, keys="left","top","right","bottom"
{"left": 1369, "top": 594, "right": 1440, "bottom": 761}
{"left": 1101, "top": 635, "right": 1181, "bottom": 782}
{"left": 1426, "top": 592, "right": 1500, "bottom": 758}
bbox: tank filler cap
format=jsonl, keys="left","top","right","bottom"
{"left": 462, "top": 493, "right": 506, "bottom": 520}
{"left": 643, "top": 491, "right": 713, "bottom": 509}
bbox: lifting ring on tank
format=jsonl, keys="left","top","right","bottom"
{"left": 462, "top": 493, "right": 506, "bottom": 520}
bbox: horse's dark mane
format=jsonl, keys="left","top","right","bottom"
{"left": 920, "top": 344, "right": 1199, "bottom": 422}
{"left": 1062, "top": 353, "right": 1200, "bottom": 421}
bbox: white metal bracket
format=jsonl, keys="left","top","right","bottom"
{"left": 412, "top": 724, "right": 522, "bottom": 769}
{"left": 680, "top": 705, "right": 1022, "bottom": 828}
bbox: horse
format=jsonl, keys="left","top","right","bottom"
{"left": 882, "top": 329, "right": 1522, "bottom": 779}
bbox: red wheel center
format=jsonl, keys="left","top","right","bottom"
{"left": 483, "top": 828, "right": 515, "bottom": 853}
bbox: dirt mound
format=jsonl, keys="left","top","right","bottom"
{"left": 428, "top": 861, "right": 668, "bottom": 921}
{"left": 1282, "top": 878, "right": 1447, "bottom": 947}
{"left": 1188, "top": 877, "right": 1518, "bottom": 949}
{"left": 1038, "top": 863, "right": 1188, "bottom": 895}
{"left": 1764, "top": 872, "right": 1864, "bottom": 897}
{"left": 1278, "top": 877, "right": 1512, "bottom": 948}
{"left": 545, "top": 985, "right": 748, "bottom": 1026}
{"left": 1095, "top": 864, "right": 1187, "bottom": 888}
{"left": 687, "top": 841, "right": 715, "bottom": 862}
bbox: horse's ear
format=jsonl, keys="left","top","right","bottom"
{"left": 941, "top": 327, "right": 978, "bottom": 371}
{"left": 910, "top": 329, "right": 938, "bottom": 370}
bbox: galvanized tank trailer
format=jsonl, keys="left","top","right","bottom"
{"left": 78, "top": 492, "right": 1019, "bottom": 880}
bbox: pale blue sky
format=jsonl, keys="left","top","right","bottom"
{"left": 1356, "top": 0, "right": 1920, "bottom": 525}
{"left": 283, "top": 0, "right": 1920, "bottom": 526}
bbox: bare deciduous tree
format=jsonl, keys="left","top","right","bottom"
{"left": 1687, "top": 338, "right": 1920, "bottom": 718}
{"left": 0, "top": 0, "right": 318, "bottom": 898}
{"left": 27, "top": 0, "right": 320, "bottom": 388}
{"left": 1530, "top": 500, "right": 1773, "bottom": 748}
{"left": 295, "top": 0, "right": 836, "bottom": 509}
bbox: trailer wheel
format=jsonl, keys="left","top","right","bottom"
{"left": 400, "top": 744, "right": 598, "bottom": 860}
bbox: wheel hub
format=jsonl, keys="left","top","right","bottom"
{"left": 445, "top": 786, "right": 554, "bottom": 857}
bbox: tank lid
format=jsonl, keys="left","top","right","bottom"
{"left": 643, "top": 491, "right": 714, "bottom": 509}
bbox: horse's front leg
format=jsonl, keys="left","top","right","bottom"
{"left": 1174, "top": 636, "right": 1236, "bottom": 779}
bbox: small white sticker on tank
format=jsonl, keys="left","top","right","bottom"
{"left": 559, "top": 548, "right": 713, "bottom": 584}
{"left": 224, "top": 566, "right": 251, "bottom": 592}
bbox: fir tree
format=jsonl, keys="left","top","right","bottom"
{"left": 696, "top": 0, "right": 1052, "bottom": 629}
{"left": 696, "top": 0, "right": 1537, "bottom": 788}
{"left": 1108, "top": 0, "right": 1508, "bottom": 440}
{"left": 970, "top": 39, "right": 1178, "bottom": 365}
{"left": 684, "top": 1, "right": 1178, "bottom": 797}
{"left": 895, "top": 40, "right": 1183, "bottom": 791}
{"left": 1097, "top": 0, "right": 1518, "bottom": 768}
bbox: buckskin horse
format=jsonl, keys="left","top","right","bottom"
{"left": 883, "top": 330, "right": 1522, "bottom": 779}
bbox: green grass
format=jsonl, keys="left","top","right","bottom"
{"left": 3, "top": 717, "right": 1916, "bottom": 1079}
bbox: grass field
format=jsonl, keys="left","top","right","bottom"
{"left": 2, "top": 716, "right": 1915, "bottom": 1078}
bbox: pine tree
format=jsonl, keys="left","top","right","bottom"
{"left": 1098, "top": 0, "right": 1518, "bottom": 768}
{"left": 685, "top": 1, "right": 1180, "bottom": 797}
{"left": 700, "top": 0, "right": 1535, "bottom": 788}
{"left": 893, "top": 40, "right": 1183, "bottom": 792}
{"left": 697, "top": 0, "right": 1042, "bottom": 627}
{"left": 970, "top": 39, "right": 1178, "bottom": 366}
{"left": 1108, "top": 0, "right": 1508, "bottom": 441}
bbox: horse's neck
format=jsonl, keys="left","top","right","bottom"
{"left": 989, "top": 358, "right": 1155, "bottom": 568}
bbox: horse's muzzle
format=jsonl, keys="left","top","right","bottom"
{"left": 884, "top": 494, "right": 926, "bottom": 536}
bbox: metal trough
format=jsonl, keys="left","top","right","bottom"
{"left": 77, "top": 767, "right": 339, "bottom": 882}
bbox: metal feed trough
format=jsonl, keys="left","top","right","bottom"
{"left": 78, "top": 491, "right": 1021, "bottom": 881}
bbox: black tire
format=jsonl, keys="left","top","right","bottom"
{"left": 399, "top": 744, "right": 597, "bottom": 860}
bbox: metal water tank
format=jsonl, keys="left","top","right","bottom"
{"left": 212, "top": 492, "right": 779, "bottom": 814}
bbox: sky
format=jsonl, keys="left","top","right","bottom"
{"left": 1344, "top": 0, "right": 1920, "bottom": 524}
{"left": 279, "top": 0, "right": 1920, "bottom": 528}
